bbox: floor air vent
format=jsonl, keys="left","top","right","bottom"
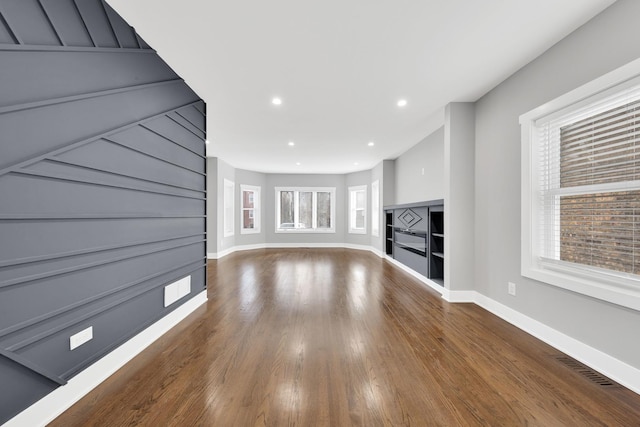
{"left": 555, "top": 356, "right": 618, "bottom": 387}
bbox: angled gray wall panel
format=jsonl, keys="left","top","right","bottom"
{"left": 0, "top": 0, "right": 206, "bottom": 423}
{"left": 0, "top": 0, "right": 60, "bottom": 46}
{"left": 0, "top": 50, "right": 178, "bottom": 108}
{"left": 39, "top": 0, "right": 94, "bottom": 47}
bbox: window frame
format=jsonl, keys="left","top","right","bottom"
{"left": 520, "top": 58, "right": 640, "bottom": 311}
{"left": 348, "top": 185, "right": 367, "bottom": 234}
{"left": 274, "top": 187, "right": 336, "bottom": 233}
{"left": 240, "top": 184, "right": 261, "bottom": 235}
{"left": 223, "top": 179, "right": 235, "bottom": 237}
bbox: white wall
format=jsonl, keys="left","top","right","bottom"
{"left": 394, "top": 126, "right": 444, "bottom": 204}
{"left": 474, "top": 0, "right": 640, "bottom": 368}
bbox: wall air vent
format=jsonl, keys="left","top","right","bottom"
{"left": 555, "top": 356, "right": 618, "bottom": 387}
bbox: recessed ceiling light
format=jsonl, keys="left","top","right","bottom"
{"left": 272, "top": 97, "right": 282, "bottom": 105}
{"left": 354, "top": 162, "right": 359, "bottom": 166}
{"left": 397, "top": 99, "right": 407, "bottom": 107}
{"left": 288, "top": 141, "right": 295, "bottom": 146}
{"left": 367, "top": 141, "right": 374, "bottom": 147}
{"left": 296, "top": 162, "right": 301, "bottom": 166}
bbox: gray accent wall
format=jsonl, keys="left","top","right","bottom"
{"left": 474, "top": 0, "right": 640, "bottom": 369}
{"left": 0, "top": 1, "right": 206, "bottom": 423}
{"left": 394, "top": 127, "right": 444, "bottom": 205}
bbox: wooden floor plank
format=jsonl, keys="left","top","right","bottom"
{"left": 51, "top": 248, "right": 640, "bottom": 426}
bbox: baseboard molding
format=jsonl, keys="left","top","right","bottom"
{"left": 383, "top": 255, "right": 444, "bottom": 296}
{"left": 5, "top": 291, "right": 208, "bottom": 427}
{"left": 208, "top": 242, "right": 385, "bottom": 260}
{"left": 472, "top": 291, "right": 640, "bottom": 396}
{"left": 442, "top": 289, "right": 476, "bottom": 303}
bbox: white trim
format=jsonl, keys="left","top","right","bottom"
{"left": 473, "top": 292, "right": 640, "bottom": 396}
{"left": 208, "top": 243, "right": 384, "bottom": 260}
{"left": 383, "top": 255, "right": 444, "bottom": 296}
{"left": 240, "top": 184, "right": 261, "bottom": 235}
{"left": 207, "top": 246, "right": 640, "bottom": 396}
{"left": 5, "top": 291, "right": 208, "bottom": 427}
{"left": 442, "top": 290, "right": 476, "bottom": 303}
{"left": 275, "top": 187, "right": 336, "bottom": 233}
{"left": 520, "top": 57, "right": 640, "bottom": 312}
{"left": 348, "top": 185, "right": 367, "bottom": 234}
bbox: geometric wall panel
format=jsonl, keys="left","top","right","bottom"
{"left": 0, "top": 0, "right": 206, "bottom": 423}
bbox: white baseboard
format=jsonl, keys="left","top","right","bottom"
{"left": 202, "top": 247, "right": 640, "bottom": 398}
{"left": 209, "top": 242, "right": 385, "bottom": 260}
{"left": 442, "top": 289, "right": 476, "bottom": 303}
{"left": 5, "top": 291, "right": 208, "bottom": 427}
{"left": 383, "top": 255, "right": 444, "bottom": 296}
{"left": 472, "top": 291, "right": 640, "bottom": 396}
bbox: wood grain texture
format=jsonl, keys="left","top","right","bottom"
{"left": 51, "top": 248, "right": 640, "bottom": 426}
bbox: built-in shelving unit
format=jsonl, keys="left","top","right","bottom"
{"left": 429, "top": 206, "right": 444, "bottom": 286}
{"left": 385, "top": 212, "right": 394, "bottom": 256}
{"left": 384, "top": 199, "right": 444, "bottom": 285}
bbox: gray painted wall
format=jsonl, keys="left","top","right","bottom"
{"left": 0, "top": 1, "right": 206, "bottom": 423}
{"left": 344, "top": 170, "right": 372, "bottom": 246}
{"left": 394, "top": 127, "right": 444, "bottom": 205}
{"left": 474, "top": 0, "right": 640, "bottom": 368}
{"left": 266, "top": 174, "right": 346, "bottom": 245}
{"left": 444, "top": 104, "right": 475, "bottom": 292}
{"left": 216, "top": 158, "right": 236, "bottom": 253}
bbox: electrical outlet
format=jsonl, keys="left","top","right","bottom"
{"left": 70, "top": 326, "right": 93, "bottom": 350}
{"left": 164, "top": 275, "right": 192, "bottom": 307}
{"left": 508, "top": 282, "right": 516, "bottom": 296}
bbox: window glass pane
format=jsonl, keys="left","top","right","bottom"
{"left": 355, "top": 209, "right": 365, "bottom": 229}
{"left": 356, "top": 190, "right": 365, "bottom": 209}
{"left": 317, "top": 191, "right": 331, "bottom": 228}
{"left": 560, "top": 190, "right": 639, "bottom": 274}
{"left": 243, "top": 209, "right": 254, "bottom": 229}
{"left": 280, "top": 191, "right": 294, "bottom": 227}
{"left": 243, "top": 191, "right": 254, "bottom": 209}
{"left": 298, "top": 192, "right": 313, "bottom": 228}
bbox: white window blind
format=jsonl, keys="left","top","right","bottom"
{"left": 538, "top": 83, "right": 640, "bottom": 278}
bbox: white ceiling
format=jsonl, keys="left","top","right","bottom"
{"left": 108, "top": 0, "right": 616, "bottom": 174}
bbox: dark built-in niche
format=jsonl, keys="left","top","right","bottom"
{"left": 384, "top": 200, "right": 444, "bottom": 286}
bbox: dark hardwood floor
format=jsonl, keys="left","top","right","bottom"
{"left": 51, "top": 248, "right": 640, "bottom": 426}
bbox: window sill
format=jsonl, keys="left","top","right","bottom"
{"left": 522, "top": 261, "right": 640, "bottom": 312}
{"left": 275, "top": 228, "right": 336, "bottom": 234}
{"left": 348, "top": 229, "right": 367, "bottom": 235}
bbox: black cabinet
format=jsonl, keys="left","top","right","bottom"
{"left": 384, "top": 200, "right": 444, "bottom": 286}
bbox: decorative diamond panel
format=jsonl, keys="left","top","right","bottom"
{"left": 398, "top": 209, "right": 423, "bottom": 228}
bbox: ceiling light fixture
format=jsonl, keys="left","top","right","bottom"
{"left": 288, "top": 141, "right": 295, "bottom": 146}
{"left": 397, "top": 99, "right": 407, "bottom": 107}
{"left": 368, "top": 141, "right": 374, "bottom": 147}
{"left": 354, "top": 162, "right": 359, "bottom": 166}
{"left": 272, "top": 97, "right": 282, "bottom": 105}
{"left": 296, "top": 162, "right": 301, "bottom": 166}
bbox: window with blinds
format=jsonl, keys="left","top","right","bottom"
{"left": 521, "top": 61, "right": 640, "bottom": 310}
{"left": 537, "top": 84, "right": 640, "bottom": 279}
